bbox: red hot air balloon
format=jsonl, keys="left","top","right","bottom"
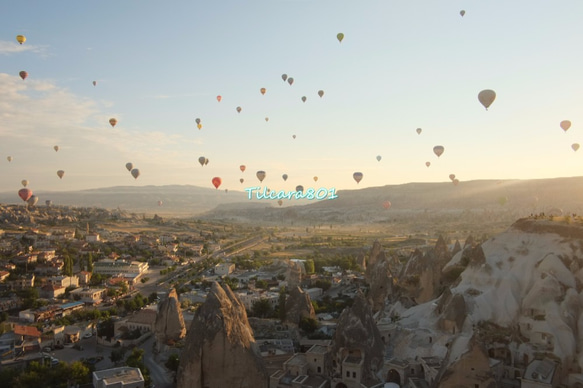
{"left": 216, "top": 95, "right": 222, "bottom": 102}
{"left": 212, "top": 177, "right": 222, "bottom": 189}
{"left": 18, "top": 188, "right": 32, "bottom": 202}
{"left": 382, "top": 200, "right": 391, "bottom": 209}
{"left": 240, "top": 165, "right": 246, "bottom": 172}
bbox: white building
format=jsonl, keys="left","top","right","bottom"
{"left": 93, "top": 260, "right": 148, "bottom": 277}
{"left": 93, "top": 367, "right": 144, "bottom": 388}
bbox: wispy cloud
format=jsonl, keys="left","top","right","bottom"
{"left": 0, "top": 40, "right": 49, "bottom": 56}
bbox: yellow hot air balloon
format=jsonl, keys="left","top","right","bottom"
{"left": 560, "top": 120, "right": 571, "bottom": 132}
{"left": 16, "top": 35, "right": 26, "bottom": 44}
{"left": 337, "top": 33, "right": 344, "bottom": 43}
{"left": 197, "top": 123, "right": 202, "bottom": 130}
{"left": 478, "top": 89, "right": 496, "bottom": 110}
{"left": 260, "top": 88, "right": 266, "bottom": 95}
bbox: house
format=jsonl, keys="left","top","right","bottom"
{"left": 93, "top": 367, "right": 144, "bottom": 388}
{"left": 0, "top": 271, "right": 10, "bottom": 282}
{"left": 85, "top": 233, "right": 100, "bottom": 242}
{"left": 70, "top": 287, "right": 107, "bottom": 305}
{"left": 78, "top": 271, "right": 92, "bottom": 285}
{"left": 7, "top": 273, "right": 35, "bottom": 290}
{"left": 521, "top": 358, "right": 560, "bottom": 388}
{"left": 115, "top": 309, "right": 157, "bottom": 337}
{"left": 40, "top": 284, "right": 66, "bottom": 299}
{"left": 215, "top": 262, "right": 235, "bottom": 276}
{"left": 47, "top": 275, "right": 79, "bottom": 288}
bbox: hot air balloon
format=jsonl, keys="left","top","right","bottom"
{"left": 292, "top": 135, "right": 296, "bottom": 139}
{"left": 337, "top": 33, "right": 344, "bottom": 43}
{"left": 236, "top": 106, "right": 242, "bottom": 113}
{"left": 287, "top": 78, "right": 294, "bottom": 86}
{"left": 449, "top": 174, "right": 456, "bottom": 181}
{"left": 265, "top": 117, "right": 269, "bottom": 122}
{"left": 16, "top": 35, "right": 26, "bottom": 44}
{"left": 109, "top": 118, "right": 117, "bottom": 127}
{"left": 313, "top": 176, "right": 318, "bottom": 182}
{"left": 131, "top": 168, "right": 140, "bottom": 179}
{"left": 93, "top": 81, "right": 97, "bottom": 86}
{"left": 353, "top": 172, "right": 363, "bottom": 184}
{"left": 256, "top": 170, "right": 266, "bottom": 182}
{"left": 18, "top": 188, "right": 32, "bottom": 202}
{"left": 21, "top": 180, "right": 28, "bottom": 187}
{"left": 216, "top": 95, "right": 222, "bottom": 102}
{"left": 296, "top": 185, "right": 304, "bottom": 192}
{"left": 45, "top": 200, "right": 52, "bottom": 206}
{"left": 560, "top": 120, "right": 572, "bottom": 132}
{"left": 240, "top": 178, "right": 244, "bottom": 184}
{"left": 416, "top": 128, "right": 422, "bottom": 135}
{"left": 205, "top": 158, "right": 209, "bottom": 165}
{"left": 478, "top": 89, "right": 496, "bottom": 110}
{"left": 198, "top": 156, "right": 206, "bottom": 166}
{"left": 27, "top": 195, "right": 38, "bottom": 207}
{"left": 302, "top": 96, "right": 307, "bottom": 103}
{"left": 211, "top": 177, "right": 222, "bottom": 189}
{"left": 7, "top": 156, "right": 12, "bottom": 162}
{"left": 197, "top": 123, "right": 202, "bottom": 130}
{"left": 460, "top": 10, "right": 466, "bottom": 17}
{"left": 278, "top": 200, "right": 283, "bottom": 206}
{"left": 125, "top": 162, "right": 133, "bottom": 172}
{"left": 57, "top": 170, "right": 65, "bottom": 179}
{"left": 19, "top": 71, "right": 28, "bottom": 80}
{"left": 572, "top": 143, "right": 580, "bottom": 152}
{"left": 260, "top": 88, "right": 266, "bottom": 95}
{"left": 158, "top": 200, "right": 163, "bottom": 206}
{"left": 282, "top": 174, "right": 288, "bottom": 181}
{"left": 195, "top": 118, "right": 201, "bottom": 125}
{"left": 240, "top": 165, "right": 246, "bottom": 172}
{"left": 54, "top": 145, "right": 59, "bottom": 152}
{"left": 382, "top": 200, "right": 391, "bottom": 210}
{"left": 318, "top": 90, "right": 324, "bottom": 98}
{"left": 452, "top": 179, "right": 460, "bottom": 186}
{"left": 282, "top": 74, "right": 288, "bottom": 82}
{"left": 376, "top": 155, "right": 382, "bottom": 162}
{"left": 433, "top": 145, "right": 445, "bottom": 157}
{"left": 425, "top": 161, "right": 431, "bottom": 167}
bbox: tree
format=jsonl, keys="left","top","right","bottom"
{"left": 251, "top": 298, "right": 273, "bottom": 318}
{"left": 278, "top": 287, "right": 287, "bottom": 322}
{"left": 165, "top": 353, "right": 180, "bottom": 373}
{"left": 109, "top": 348, "right": 125, "bottom": 365}
{"left": 304, "top": 259, "right": 315, "bottom": 274}
{"left": 87, "top": 253, "right": 93, "bottom": 272}
{"left": 255, "top": 279, "right": 268, "bottom": 289}
{"left": 299, "top": 316, "right": 319, "bottom": 334}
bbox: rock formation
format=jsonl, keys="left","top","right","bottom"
{"left": 286, "top": 259, "right": 304, "bottom": 289}
{"left": 284, "top": 286, "right": 316, "bottom": 325}
{"left": 333, "top": 291, "right": 384, "bottom": 386}
{"left": 176, "top": 282, "right": 268, "bottom": 388}
{"left": 365, "top": 245, "right": 392, "bottom": 313}
{"left": 364, "top": 240, "right": 383, "bottom": 282}
{"left": 154, "top": 288, "right": 186, "bottom": 352}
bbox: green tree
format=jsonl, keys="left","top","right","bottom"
{"left": 278, "top": 287, "right": 287, "bottom": 322}
{"left": 165, "top": 353, "right": 180, "bottom": 373}
{"left": 304, "top": 259, "right": 315, "bottom": 274}
{"left": 255, "top": 279, "right": 268, "bottom": 289}
{"left": 299, "top": 316, "right": 319, "bottom": 334}
{"left": 251, "top": 298, "right": 273, "bottom": 318}
{"left": 87, "top": 253, "right": 93, "bottom": 272}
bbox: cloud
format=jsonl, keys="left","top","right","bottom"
{"left": 0, "top": 40, "right": 49, "bottom": 56}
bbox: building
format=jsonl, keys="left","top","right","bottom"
{"left": 86, "top": 233, "right": 100, "bottom": 242}
{"left": 215, "top": 262, "right": 235, "bottom": 276}
{"left": 47, "top": 275, "right": 79, "bottom": 288}
{"left": 116, "top": 309, "right": 157, "bottom": 336}
{"left": 93, "top": 260, "right": 148, "bottom": 277}
{"left": 70, "top": 287, "right": 107, "bottom": 305}
{"left": 93, "top": 367, "right": 144, "bottom": 388}
{"left": 40, "top": 284, "right": 66, "bottom": 299}
{"left": 521, "top": 358, "right": 560, "bottom": 388}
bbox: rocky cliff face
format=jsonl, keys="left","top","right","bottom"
{"left": 333, "top": 291, "right": 385, "bottom": 385}
{"left": 154, "top": 288, "right": 186, "bottom": 351}
{"left": 365, "top": 245, "right": 393, "bottom": 313}
{"left": 176, "top": 282, "right": 268, "bottom": 388}
{"left": 284, "top": 286, "right": 316, "bottom": 325}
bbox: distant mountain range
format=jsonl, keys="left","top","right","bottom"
{"left": 1, "top": 176, "right": 582, "bottom": 224}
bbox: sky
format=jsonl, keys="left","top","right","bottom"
{"left": 2, "top": 0, "right": 583, "bottom": 197}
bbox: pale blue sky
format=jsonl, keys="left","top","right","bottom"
{"left": 1, "top": 0, "right": 583, "bottom": 196}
